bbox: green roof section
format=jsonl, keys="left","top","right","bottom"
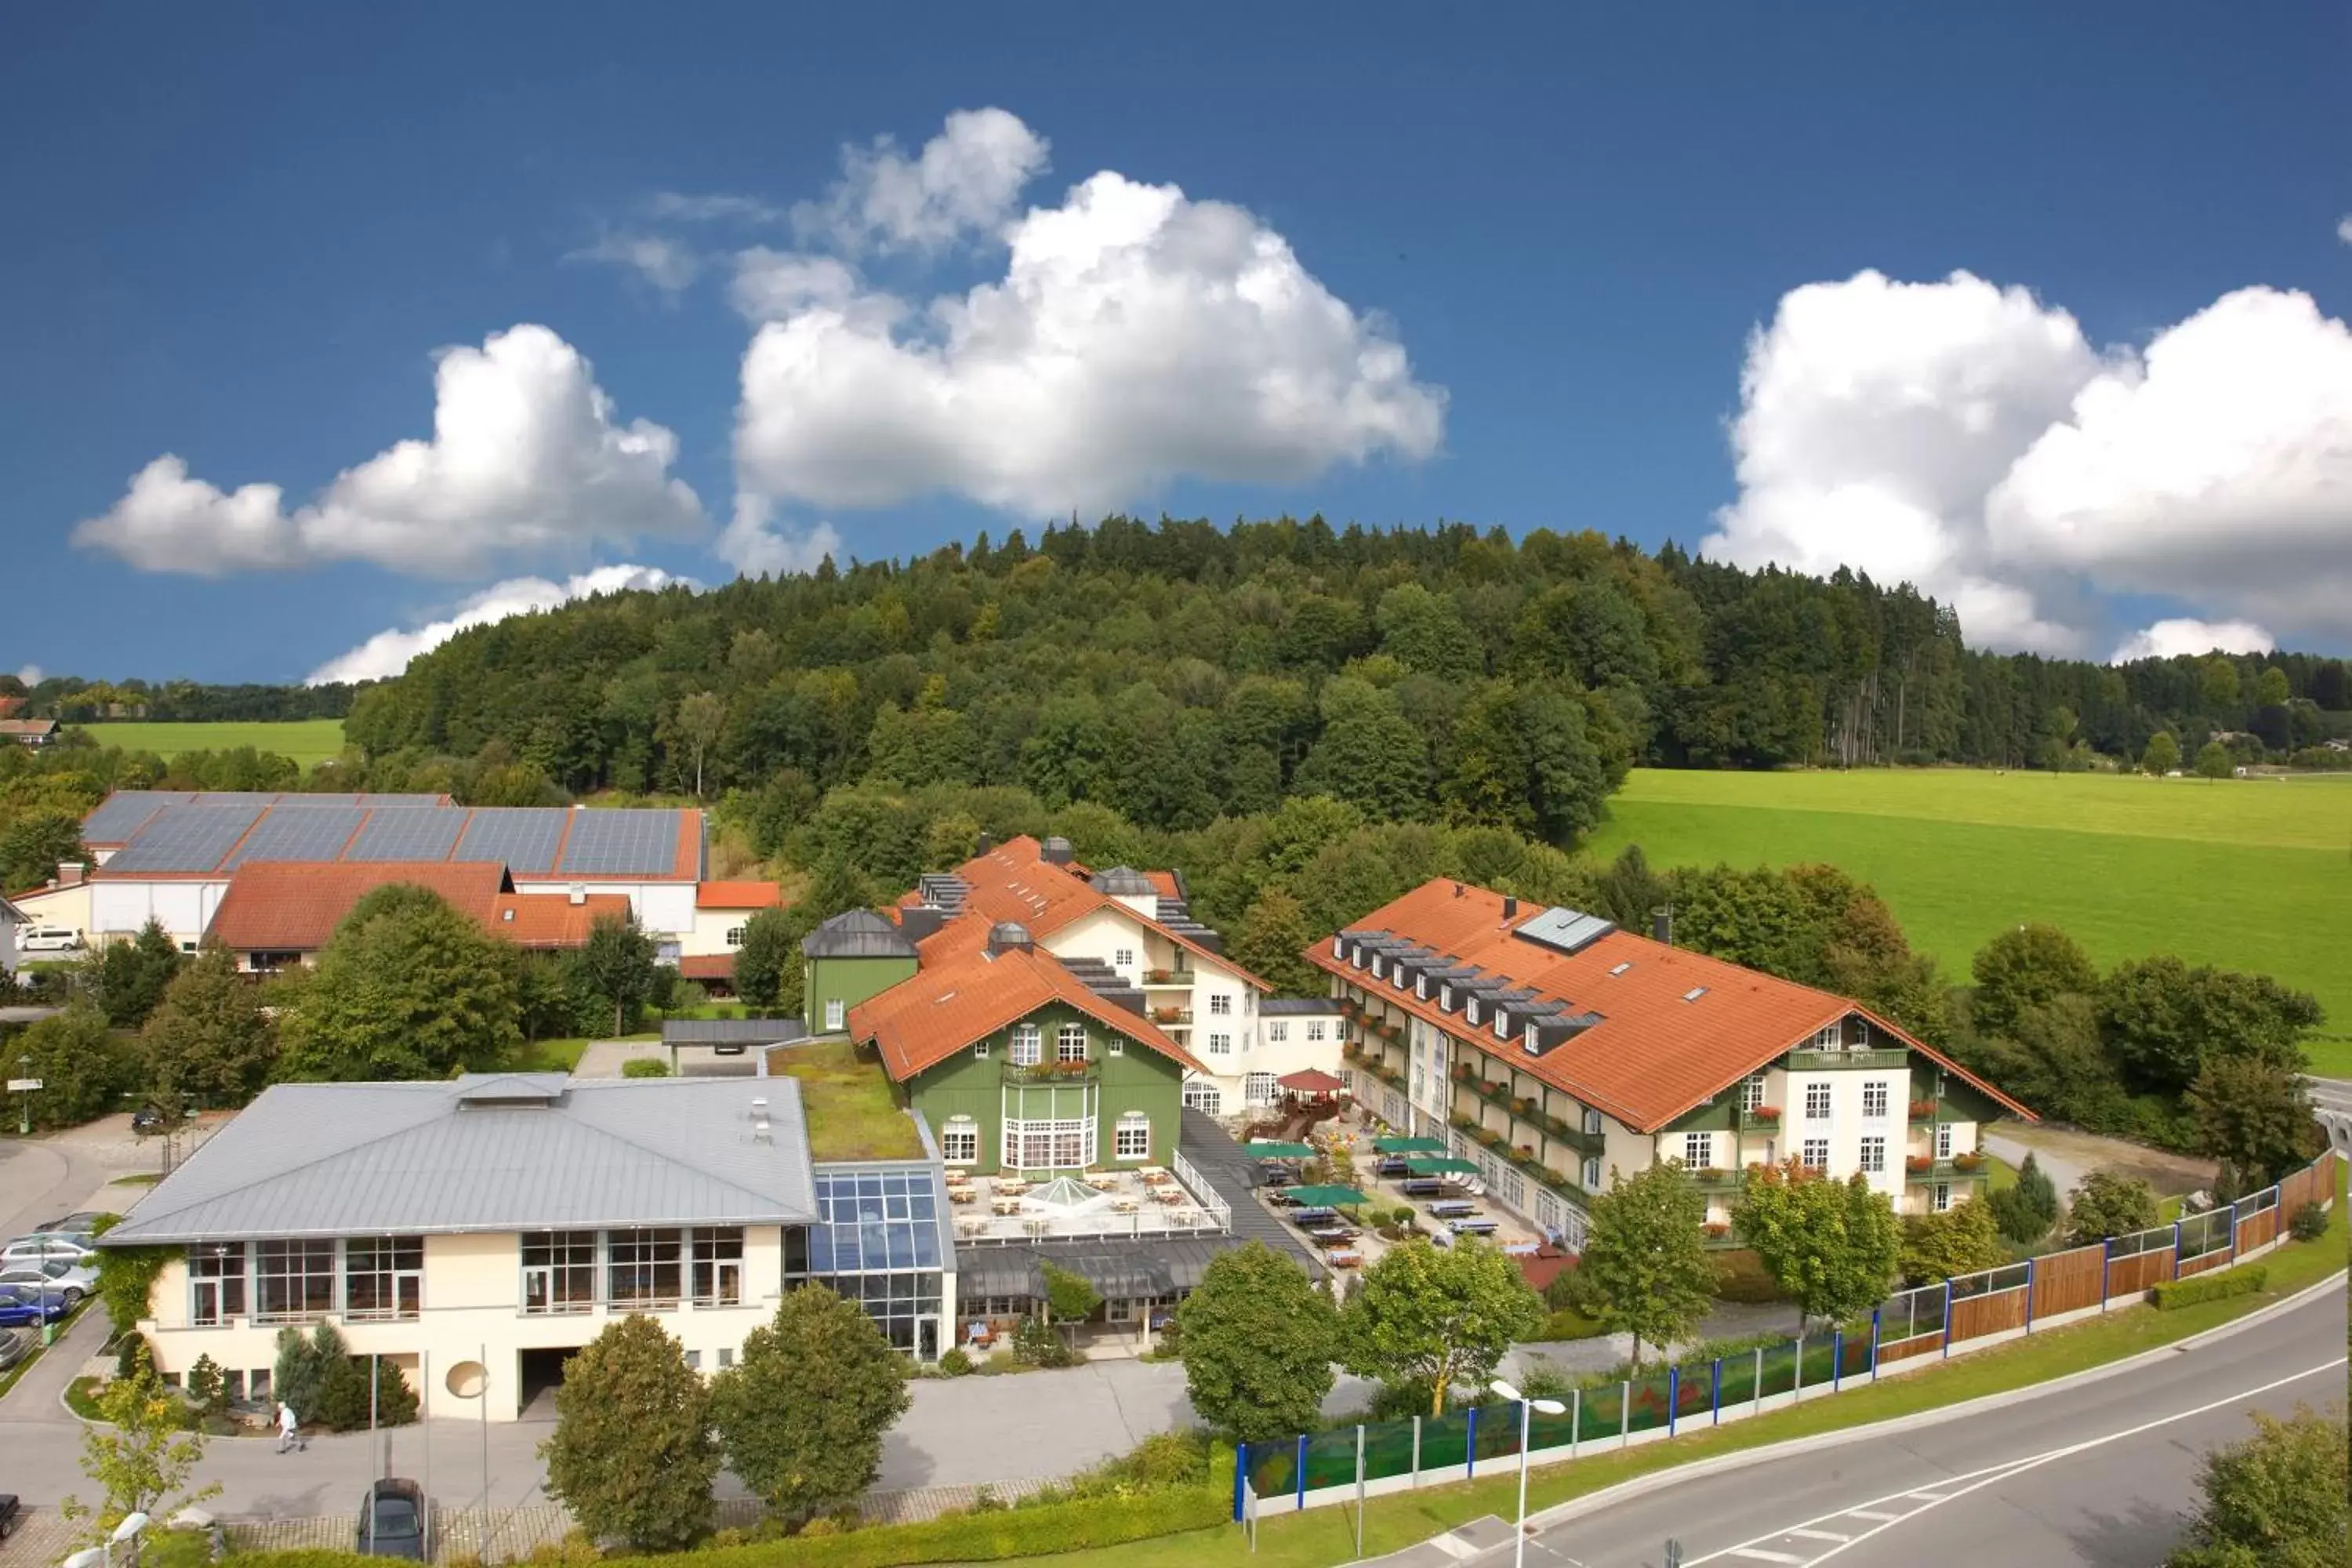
{"left": 764, "top": 1038, "right": 924, "bottom": 1161}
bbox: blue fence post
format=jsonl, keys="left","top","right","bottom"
{"left": 2227, "top": 1200, "right": 2240, "bottom": 1263}
{"left": 1711, "top": 1357, "right": 1722, "bottom": 1425}
{"left": 1831, "top": 1329, "right": 1842, "bottom": 1392}
{"left": 2172, "top": 1218, "right": 2183, "bottom": 1268}
{"left": 1668, "top": 1367, "right": 1679, "bottom": 1436}
{"left": 1869, "top": 1308, "right": 1881, "bottom": 1381}
{"left": 1465, "top": 1404, "right": 1478, "bottom": 1479}
{"left": 1941, "top": 1279, "right": 1955, "bottom": 1358}
{"left": 1294, "top": 1433, "right": 1308, "bottom": 1510}
{"left": 2024, "top": 1257, "right": 2037, "bottom": 1332}
{"left": 2100, "top": 1238, "right": 2111, "bottom": 1309}
{"left": 1233, "top": 1442, "right": 1247, "bottom": 1522}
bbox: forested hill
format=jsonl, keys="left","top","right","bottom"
{"left": 334, "top": 518, "right": 2346, "bottom": 838}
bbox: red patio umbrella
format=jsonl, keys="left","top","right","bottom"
{"left": 1277, "top": 1068, "right": 1347, "bottom": 1095}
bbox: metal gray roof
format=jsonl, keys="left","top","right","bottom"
{"left": 1261, "top": 997, "right": 1342, "bottom": 1015}
{"left": 800, "top": 908, "right": 918, "bottom": 959}
{"left": 1090, "top": 866, "right": 1156, "bottom": 896}
{"left": 102, "top": 1076, "right": 818, "bottom": 1243}
{"left": 1178, "top": 1110, "right": 1322, "bottom": 1271}
{"left": 954, "top": 1236, "right": 1287, "bottom": 1299}
{"left": 663, "top": 1018, "right": 809, "bottom": 1046}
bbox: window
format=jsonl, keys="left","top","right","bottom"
{"left": 606, "top": 1228, "right": 683, "bottom": 1309}
{"left": 685, "top": 1349, "right": 702, "bottom": 1371}
{"left": 343, "top": 1236, "right": 423, "bottom": 1322}
{"left": 1208, "top": 1033, "right": 1232, "bottom": 1054}
{"left": 1581, "top": 1108, "right": 1603, "bottom": 1137}
{"left": 1741, "top": 1073, "right": 1768, "bottom": 1111}
{"left": 973, "top": 1038, "right": 989, "bottom": 1059}
{"left": 1535, "top": 1190, "right": 1563, "bottom": 1237}
{"left": 1383, "top": 1091, "right": 1404, "bottom": 1123}
{"left": 940, "top": 1117, "right": 979, "bottom": 1164}
{"left": 1861, "top": 1082, "right": 1889, "bottom": 1119}
{"left": 1002, "top": 1116, "right": 1094, "bottom": 1170}
{"left": 1209, "top": 993, "right": 1232, "bottom": 1016}
{"left": 717, "top": 1347, "right": 735, "bottom": 1369}
{"left": 691, "top": 1228, "right": 743, "bottom": 1306}
{"left": 1494, "top": 1011, "right": 1510, "bottom": 1040}
{"left": 1859, "top": 1136, "right": 1886, "bottom": 1174}
{"left": 1801, "top": 1138, "right": 1829, "bottom": 1171}
{"left": 1306, "top": 1019, "right": 1327, "bottom": 1043}
{"left": 1183, "top": 1080, "right": 1224, "bottom": 1115}
{"left": 1682, "top": 1133, "right": 1710, "bottom": 1168}
{"left": 189, "top": 1245, "right": 246, "bottom": 1327}
{"left": 1009, "top": 1022, "right": 1042, "bottom": 1067}
{"left": 1268, "top": 1022, "right": 1289, "bottom": 1043}
{"left": 1465, "top": 999, "right": 1480, "bottom": 1026}
{"left": 825, "top": 998, "right": 845, "bottom": 1030}
{"left": 1392, "top": 966, "right": 1409, "bottom": 989}
{"left": 1440, "top": 985, "right": 1454, "bottom": 1011}
{"left": 1114, "top": 1112, "right": 1151, "bottom": 1160}
{"left": 1370, "top": 954, "right": 1385, "bottom": 979}
{"left": 1804, "top": 1083, "right": 1831, "bottom": 1120}
{"left": 1056, "top": 1022, "right": 1087, "bottom": 1062}
{"left": 1935, "top": 1123, "right": 1953, "bottom": 1160}
{"left": 1809, "top": 1025, "right": 1840, "bottom": 1051}
{"left": 253, "top": 1239, "right": 336, "bottom": 1324}
{"left": 1115, "top": 948, "right": 1134, "bottom": 968}
{"left": 521, "top": 1231, "right": 597, "bottom": 1314}
{"left": 1933, "top": 1182, "right": 1953, "bottom": 1213}
{"left": 1581, "top": 1156, "right": 1603, "bottom": 1189}
{"left": 1107, "top": 1037, "right": 1123, "bottom": 1056}
{"left": 1245, "top": 1072, "right": 1279, "bottom": 1105}
{"left": 725, "top": 925, "right": 746, "bottom": 948}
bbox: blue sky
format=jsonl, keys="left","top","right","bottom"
{"left": 5, "top": 2, "right": 2347, "bottom": 684}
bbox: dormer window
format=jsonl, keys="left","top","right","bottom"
{"left": 1494, "top": 1011, "right": 1510, "bottom": 1040}
{"left": 1352, "top": 946, "right": 1366, "bottom": 970}
{"left": 1333, "top": 935, "right": 1345, "bottom": 956}
{"left": 1393, "top": 966, "right": 1409, "bottom": 989}
{"left": 1524, "top": 1023, "right": 1538, "bottom": 1054}
{"left": 1465, "top": 998, "right": 1480, "bottom": 1026}
{"left": 1440, "top": 985, "right": 1454, "bottom": 1011}
{"left": 1415, "top": 975, "right": 1429, "bottom": 999}
{"left": 1370, "top": 954, "right": 1385, "bottom": 979}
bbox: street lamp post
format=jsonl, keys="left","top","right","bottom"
{"left": 16, "top": 1054, "right": 31, "bottom": 1136}
{"left": 1490, "top": 1380, "right": 1566, "bottom": 1568}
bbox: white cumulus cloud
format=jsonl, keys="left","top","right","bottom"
{"left": 1986, "top": 287, "right": 2352, "bottom": 639}
{"left": 75, "top": 325, "right": 704, "bottom": 578}
{"left": 567, "top": 231, "right": 703, "bottom": 295}
{"left": 13, "top": 665, "right": 42, "bottom": 686}
{"left": 649, "top": 191, "right": 786, "bottom": 226}
{"left": 2338, "top": 215, "right": 2352, "bottom": 246}
{"left": 2111, "top": 618, "right": 2276, "bottom": 663}
{"left": 713, "top": 495, "right": 844, "bottom": 579}
{"left": 735, "top": 123, "right": 1446, "bottom": 517}
{"left": 1708, "top": 270, "right": 2352, "bottom": 654}
{"left": 730, "top": 249, "right": 862, "bottom": 322}
{"left": 305, "top": 564, "right": 690, "bottom": 685}
{"left": 794, "top": 107, "right": 1050, "bottom": 253}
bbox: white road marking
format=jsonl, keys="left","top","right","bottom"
{"left": 1842, "top": 1510, "right": 1900, "bottom": 1522}
{"left": 1785, "top": 1529, "right": 1849, "bottom": 1542}
{"left": 1687, "top": 1356, "right": 2347, "bottom": 1567}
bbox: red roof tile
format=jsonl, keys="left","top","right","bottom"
{"left": 678, "top": 954, "right": 735, "bottom": 982}
{"left": 206, "top": 861, "right": 624, "bottom": 952}
{"left": 1311, "top": 880, "right": 2034, "bottom": 1133}
{"left": 695, "top": 880, "right": 783, "bottom": 910}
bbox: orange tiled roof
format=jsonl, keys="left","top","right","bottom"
{"left": 0, "top": 718, "right": 57, "bottom": 736}
{"left": 678, "top": 954, "right": 735, "bottom": 982}
{"left": 0, "top": 696, "right": 24, "bottom": 719}
{"left": 206, "top": 861, "right": 624, "bottom": 952}
{"left": 1310, "top": 880, "right": 2034, "bottom": 1134}
{"left": 848, "top": 937, "right": 1205, "bottom": 1083}
{"left": 695, "top": 880, "right": 783, "bottom": 910}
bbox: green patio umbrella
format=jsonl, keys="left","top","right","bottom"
{"left": 1283, "top": 1184, "right": 1369, "bottom": 1207}
{"left": 1245, "top": 1140, "right": 1317, "bottom": 1160}
{"left": 1374, "top": 1136, "right": 1448, "bottom": 1154}
{"left": 1404, "top": 1156, "right": 1481, "bottom": 1176}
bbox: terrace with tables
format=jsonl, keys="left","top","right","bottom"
{"left": 1240, "top": 1116, "right": 1548, "bottom": 1277}
{"left": 944, "top": 1165, "right": 1221, "bottom": 1243}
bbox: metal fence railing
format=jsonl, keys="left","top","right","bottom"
{"left": 1237, "top": 1149, "right": 2343, "bottom": 1518}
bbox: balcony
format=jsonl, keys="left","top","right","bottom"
{"left": 1907, "top": 1098, "right": 1940, "bottom": 1121}
{"left": 1149, "top": 1005, "right": 1193, "bottom": 1027}
{"left": 1446, "top": 1110, "right": 1582, "bottom": 1201}
{"left": 1690, "top": 1166, "right": 1747, "bottom": 1192}
{"left": 1141, "top": 968, "right": 1196, "bottom": 989}
{"left": 1903, "top": 1152, "right": 1987, "bottom": 1181}
{"left": 1002, "top": 1058, "right": 1102, "bottom": 1085}
{"left": 1785, "top": 1047, "right": 1910, "bottom": 1073}
{"left": 1455, "top": 1069, "right": 1601, "bottom": 1153}
{"left": 1733, "top": 1103, "right": 1784, "bottom": 1131}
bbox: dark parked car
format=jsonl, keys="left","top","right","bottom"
{"left": 31, "top": 1212, "right": 107, "bottom": 1234}
{"left": 357, "top": 1479, "right": 427, "bottom": 1559}
{"left": 130, "top": 1107, "right": 165, "bottom": 1135}
{"left": 0, "top": 1286, "right": 70, "bottom": 1330}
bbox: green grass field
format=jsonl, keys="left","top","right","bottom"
{"left": 71, "top": 718, "right": 347, "bottom": 767}
{"left": 1587, "top": 768, "right": 2352, "bottom": 1074}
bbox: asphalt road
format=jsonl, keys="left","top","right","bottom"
{"left": 2307, "top": 1076, "right": 2352, "bottom": 1116}
{"left": 1504, "top": 1282, "right": 2347, "bottom": 1568}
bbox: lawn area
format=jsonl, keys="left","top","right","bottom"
{"left": 766, "top": 1038, "right": 924, "bottom": 1160}
{"left": 1586, "top": 768, "right": 2352, "bottom": 1073}
{"left": 1037, "top": 1165, "right": 2348, "bottom": 1568}
{"left": 71, "top": 718, "right": 347, "bottom": 767}
{"left": 508, "top": 1036, "right": 596, "bottom": 1072}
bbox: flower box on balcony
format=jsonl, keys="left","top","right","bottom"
{"left": 1904, "top": 1154, "right": 1933, "bottom": 1174}
{"left": 1145, "top": 968, "right": 1177, "bottom": 984}
{"left": 1151, "top": 1007, "right": 1186, "bottom": 1024}
{"left": 1748, "top": 1105, "right": 1782, "bottom": 1123}
{"left": 1474, "top": 1127, "right": 1504, "bottom": 1149}
{"left": 1952, "top": 1152, "right": 1986, "bottom": 1172}
{"left": 1511, "top": 1097, "right": 1536, "bottom": 1117}
{"left": 1703, "top": 1221, "right": 1731, "bottom": 1239}
{"left": 1515, "top": 1144, "right": 1535, "bottom": 1159}
{"left": 1907, "top": 1099, "right": 1939, "bottom": 1120}
{"left": 1696, "top": 1167, "right": 1726, "bottom": 1183}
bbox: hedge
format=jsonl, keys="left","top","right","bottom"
{"left": 2151, "top": 1263, "right": 2267, "bottom": 1311}
{"left": 231, "top": 1458, "right": 1232, "bottom": 1568}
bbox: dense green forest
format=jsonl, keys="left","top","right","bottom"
{"left": 0, "top": 672, "right": 355, "bottom": 722}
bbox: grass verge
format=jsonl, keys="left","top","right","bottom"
{"left": 1035, "top": 1168, "right": 2347, "bottom": 1568}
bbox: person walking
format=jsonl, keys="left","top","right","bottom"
{"left": 276, "top": 1400, "right": 303, "bottom": 1453}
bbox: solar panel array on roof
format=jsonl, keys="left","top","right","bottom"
{"left": 347, "top": 808, "right": 467, "bottom": 862}
{"left": 82, "top": 791, "right": 197, "bottom": 844}
{"left": 360, "top": 794, "right": 445, "bottom": 808}
{"left": 456, "top": 809, "right": 569, "bottom": 874}
{"left": 561, "top": 809, "right": 680, "bottom": 876}
{"left": 220, "top": 806, "right": 368, "bottom": 869}
{"left": 103, "top": 803, "right": 268, "bottom": 873}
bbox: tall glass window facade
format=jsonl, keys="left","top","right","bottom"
{"left": 783, "top": 1169, "right": 947, "bottom": 1357}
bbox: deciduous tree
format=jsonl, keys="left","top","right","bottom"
{"left": 709, "top": 1285, "right": 912, "bottom": 1528}
{"left": 2187, "top": 1056, "right": 2317, "bottom": 1186}
{"left": 1899, "top": 1199, "right": 2005, "bottom": 1285}
{"left": 2063, "top": 1171, "right": 2161, "bottom": 1247}
{"left": 1967, "top": 923, "right": 2098, "bottom": 1041}
{"left": 2141, "top": 731, "right": 2181, "bottom": 775}
{"left": 1573, "top": 1163, "right": 1714, "bottom": 1367}
{"left": 575, "top": 911, "right": 658, "bottom": 1036}
{"left": 276, "top": 884, "right": 521, "bottom": 1080}
{"left": 61, "top": 1368, "right": 221, "bottom": 1544}
{"left": 1227, "top": 885, "right": 1321, "bottom": 996}
{"left": 141, "top": 943, "right": 276, "bottom": 1109}
{"left": 11, "top": 1006, "right": 137, "bottom": 1127}
{"left": 1177, "top": 1242, "right": 1339, "bottom": 1443}
{"left": 1341, "top": 1238, "right": 1544, "bottom": 1417}
{"left": 1730, "top": 1163, "right": 1901, "bottom": 1334}
{"left": 541, "top": 1315, "right": 718, "bottom": 1552}
{"left": 2194, "top": 740, "right": 2233, "bottom": 781}
{"left": 84, "top": 920, "right": 185, "bottom": 1031}
{"left": 2167, "top": 1405, "right": 2347, "bottom": 1568}
{"left": 731, "top": 906, "right": 795, "bottom": 1011}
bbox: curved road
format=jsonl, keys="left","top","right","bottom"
{"left": 1504, "top": 1282, "right": 2347, "bottom": 1568}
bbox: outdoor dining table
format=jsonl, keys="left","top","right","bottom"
{"left": 992, "top": 1198, "right": 1025, "bottom": 1215}
{"left": 1111, "top": 1198, "right": 1140, "bottom": 1214}
{"left": 1138, "top": 1166, "right": 1170, "bottom": 1181}
{"left": 1307, "top": 1226, "right": 1358, "bottom": 1246}
{"left": 1327, "top": 1250, "right": 1364, "bottom": 1269}
{"left": 1288, "top": 1207, "right": 1338, "bottom": 1226}
{"left": 1447, "top": 1218, "right": 1500, "bottom": 1236}
{"left": 1152, "top": 1188, "right": 1187, "bottom": 1205}
{"left": 1426, "top": 1199, "right": 1478, "bottom": 1218}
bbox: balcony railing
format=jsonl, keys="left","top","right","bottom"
{"left": 1733, "top": 1103, "right": 1783, "bottom": 1130}
{"left": 1149, "top": 1005, "right": 1193, "bottom": 1026}
{"left": 1907, "top": 1098, "right": 1940, "bottom": 1121}
{"left": 1002, "top": 1059, "right": 1102, "bottom": 1084}
{"left": 1903, "top": 1153, "right": 1987, "bottom": 1181}
{"left": 1785, "top": 1047, "right": 1910, "bottom": 1073}
{"left": 1454, "top": 1070, "right": 1600, "bottom": 1152}
{"left": 1142, "top": 968, "right": 1196, "bottom": 988}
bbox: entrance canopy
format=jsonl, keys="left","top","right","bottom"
{"left": 1375, "top": 1136, "right": 1447, "bottom": 1154}
{"left": 1405, "top": 1156, "right": 1481, "bottom": 1176}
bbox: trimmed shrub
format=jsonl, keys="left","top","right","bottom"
{"left": 115, "top": 1331, "right": 154, "bottom": 1380}
{"left": 1708, "top": 1249, "right": 1785, "bottom": 1305}
{"left": 2288, "top": 1201, "right": 2327, "bottom": 1242}
{"left": 622, "top": 1058, "right": 671, "bottom": 1078}
{"left": 936, "top": 1346, "right": 972, "bottom": 1377}
{"left": 2151, "top": 1264, "right": 2267, "bottom": 1311}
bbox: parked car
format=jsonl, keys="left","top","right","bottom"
{"left": 0, "top": 1486, "right": 20, "bottom": 1541}
{"left": 0, "top": 1235, "right": 97, "bottom": 1266}
{"left": 19, "top": 926, "right": 82, "bottom": 953}
{"left": 0, "top": 1256, "right": 93, "bottom": 1306}
{"left": 356, "top": 1479, "right": 428, "bottom": 1560}
{"left": 31, "top": 1212, "right": 107, "bottom": 1234}
{"left": 0, "top": 1327, "right": 34, "bottom": 1371}
{"left": 0, "top": 1285, "right": 71, "bottom": 1329}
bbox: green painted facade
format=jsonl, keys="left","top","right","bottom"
{"left": 901, "top": 1000, "right": 1184, "bottom": 1174}
{"left": 807, "top": 953, "right": 919, "bottom": 1033}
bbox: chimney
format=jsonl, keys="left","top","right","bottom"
{"left": 1653, "top": 907, "right": 1673, "bottom": 946}
{"left": 977, "top": 833, "right": 994, "bottom": 856}
{"left": 569, "top": 885, "right": 587, "bottom": 906}
{"left": 1501, "top": 896, "right": 1518, "bottom": 923}
{"left": 56, "top": 862, "right": 85, "bottom": 887}
{"left": 1453, "top": 882, "right": 1464, "bottom": 898}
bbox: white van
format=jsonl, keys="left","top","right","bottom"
{"left": 19, "top": 926, "right": 82, "bottom": 953}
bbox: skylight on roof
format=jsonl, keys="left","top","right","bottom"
{"left": 1609, "top": 962, "right": 1632, "bottom": 976}
{"left": 1681, "top": 985, "right": 1708, "bottom": 1002}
